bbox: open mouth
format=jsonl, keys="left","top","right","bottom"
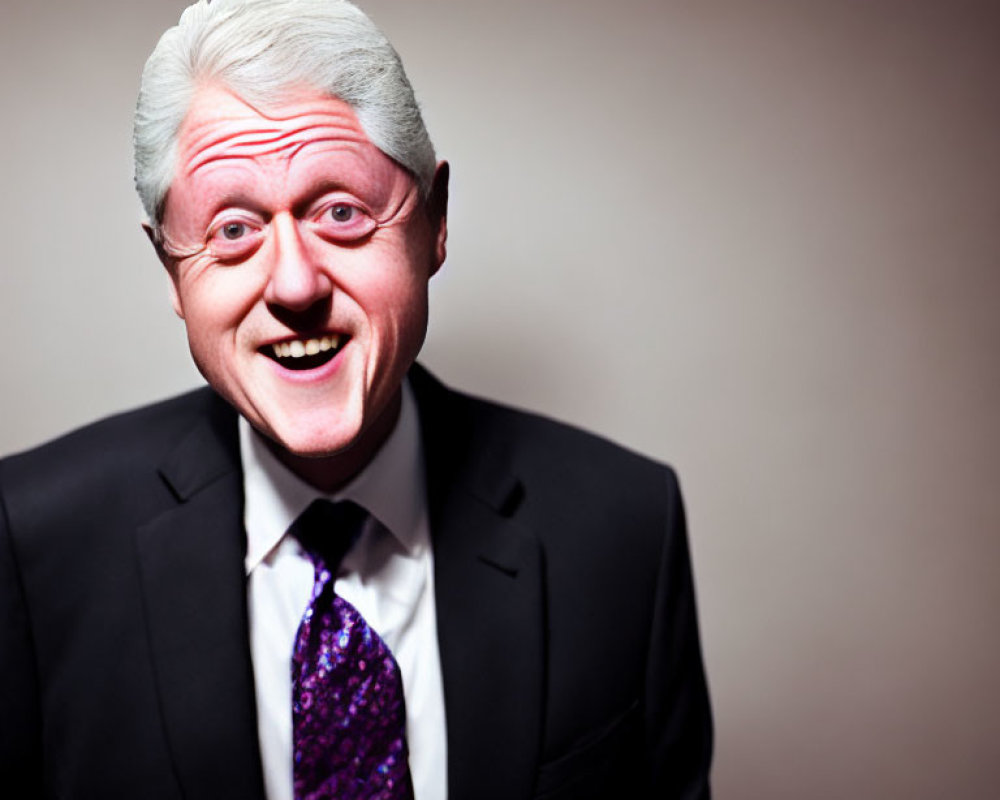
{"left": 263, "top": 334, "right": 349, "bottom": 371}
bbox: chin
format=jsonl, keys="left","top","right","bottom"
{"left": 246, "top": 379, "right": 368, "bottom": 454}
{"left": 267, "top": 419, "right": 364, "bottom": 460}
{"left": 238, "top": 376, "right": 402, "bottom": 477}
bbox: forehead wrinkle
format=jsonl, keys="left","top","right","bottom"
{"left": 181, "top": 100, "right": 367, "bottom": 147}
{"left": 282, "top": 134, "right": 369, "bottom": 162}
{"left": 178, "top": 85, "right": 373, "bottom": 180}
{"left": 184, "top": 121, "right": 370, "bottom": 178}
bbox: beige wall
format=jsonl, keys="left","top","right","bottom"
{"left": 2, "top": 1, "right": 999, "bottom": 797}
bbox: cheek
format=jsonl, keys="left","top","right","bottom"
{"left": 340, "top": 237, "right": 428, "bottom": 327}
{"left": 176, "top": 264, "right": 264, "bottom": 335}
{"left": 364, "top": 270, "right": 428, "bottom": 337}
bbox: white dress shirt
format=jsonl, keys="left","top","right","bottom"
{"left": 240, "top": 381, "right": 447, "bottom": 800}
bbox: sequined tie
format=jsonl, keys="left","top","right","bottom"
{"left": 290, "top": 499, "right": 414, "bottom": 800}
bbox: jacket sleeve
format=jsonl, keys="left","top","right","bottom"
{"left": 645, "top": 469, "right": 713, "bottom": 799}
{"left": 0, "top": 476, "right": 44, "bottom": 798}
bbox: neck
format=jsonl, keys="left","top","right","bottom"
{"left": 266, "top": 390, "right": 403, "bottom": 493}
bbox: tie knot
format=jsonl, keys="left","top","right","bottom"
{"left": 289, "top": 499, "right": 368, "bottom": 574}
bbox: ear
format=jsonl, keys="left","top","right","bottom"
{"left": 427, "top": 160, "right": 449, "bottom": 275}
{"left": 142, "top": 222, "right": 185, "bottom": 320}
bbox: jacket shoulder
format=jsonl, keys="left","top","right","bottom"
{"left": 469, "top": 392, "right": 680, "bottom": 526}
{"left": 3, "top": 387, "right": 221, "bottom": 469}
{"left": 471, "top": 392, "right": 671, "bottom": 475}
{"left": 424, "top": 372, "right": 675, "bottom": 482}
{"left": 410, "top": 366, "right": 680, "bottom": 524}
{"left": 0, "top": 387, "right": 233, "bottom": 523}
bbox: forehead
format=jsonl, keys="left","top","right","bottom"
{"left": 166, "top": 84, "right": 412, "bottom": 222}
{"left": 175, "top": 83, "right": 388, "bottom": 181}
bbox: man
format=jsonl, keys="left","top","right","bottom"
{"left": 0, "top": 0, "right": 712, "bottom": 798}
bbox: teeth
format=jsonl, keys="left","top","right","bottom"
{"left": 270, "top": 335, "right": 342, "bottom": 359}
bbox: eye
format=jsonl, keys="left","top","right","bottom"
{"left": 312, "top": 200, "right": 377, "bottom": 243}
{"left": 221, "top": 221, "right": 248, "bottom": 240}
{"left": 329, "top": 204, "right": 355, "bottom": 223}
{"left": 207, "top": 215, "right": 264, "bottom": 261}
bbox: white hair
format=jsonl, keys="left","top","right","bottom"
{"left": 133, "top": 0, "right": 436, "bottom": 226}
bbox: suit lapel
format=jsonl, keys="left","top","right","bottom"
{"left": 134, "top": 395, "right": 266, "bottom": 800}
{"left": 412, "top": 366, "right": 545, "bottom": 800}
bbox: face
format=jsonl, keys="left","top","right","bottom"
{"left": 157, "top": 85, "right": 447, "bottom": 476}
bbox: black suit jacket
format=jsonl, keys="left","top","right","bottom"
{"left": 0, "top": 365, "right": 711, "bottom": 799}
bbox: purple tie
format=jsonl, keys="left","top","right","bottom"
{"left": 290, "top": 500, "right": 414, "bottom": 800}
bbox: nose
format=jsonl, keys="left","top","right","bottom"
{"left": 263, "top": 214, "right": 333, "bottom": 312}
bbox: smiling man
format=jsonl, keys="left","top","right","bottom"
{"left": 0, "top": 1, "right": 711, "bottom": 799}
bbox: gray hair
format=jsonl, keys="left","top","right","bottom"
{"left": 134, "top": 0, "right": 436, "bottom": 226}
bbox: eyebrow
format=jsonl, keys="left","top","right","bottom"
{"left": 182, "top": 181, "right": 271, "bottom": 225}
{"left": 290, "top": 176, "right": 379, "bottom": 214}
{"left": 180, "top": 175, "right": 384, "bottom": 228}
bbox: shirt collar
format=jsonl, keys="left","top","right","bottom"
{"left": 241, "top": 379, "right": 426, "bottom": 574}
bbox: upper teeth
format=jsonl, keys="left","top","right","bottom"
{"left": 271, "top": 335, "right": 341, "bottom": 359}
